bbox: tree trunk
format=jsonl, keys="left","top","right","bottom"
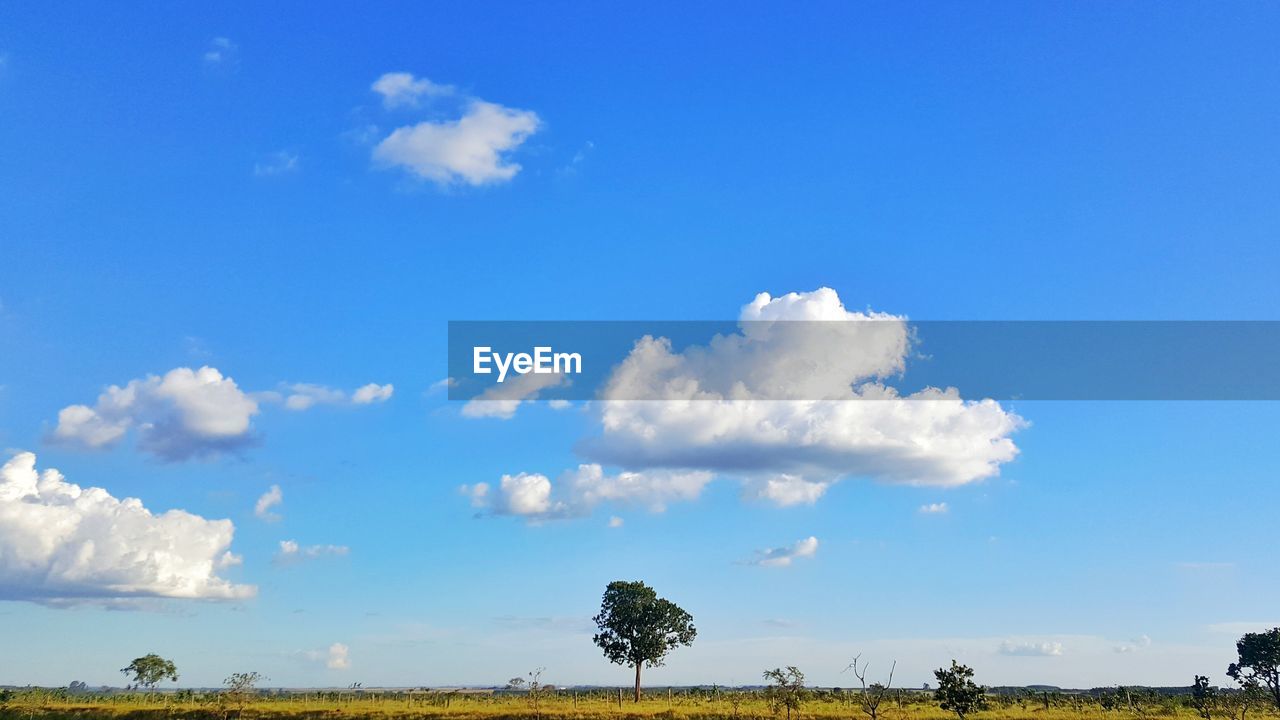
{"left": 634, "top": 664, "right": 642, "bottom": 702}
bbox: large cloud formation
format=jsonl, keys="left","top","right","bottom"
{"left": 0, "top": 452, "right": 254, "bottom": 603}
{"left": 470, "top": 288, "right": 1024, "bottom": 520}
{"left": 50, "top": 366, "right": 391, "bottom": 461}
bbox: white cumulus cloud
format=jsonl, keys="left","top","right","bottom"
{"left": 302, "top": 642, "right": 351, "bottom": 670}
{"left": 0, "top": 452, "right": 254, "bottom": 604}
{"left": 462, "top": 473, "right": 553, "bottom": 517}
{"left": 352, "top": 383, "right": 394, "bottom": 404}
{"left": 475, "top": 288, "right": 1024, "bottom": 521}
{"left": 50, "top": 367, "right": 391, "bottom": 460}
{"left": 326, "top": 642, "right": 351, "bottom": 669}
{"left": 747, "top": 536, "right": 819, "bottom": 567}
{"left": 562, "top": 464, "right": 713, "bottom": 513}
{"left": 584, "top": 289, "right": 1023, "bottom": 488}
{"left": 50, "top": 366, "right": 260, "bottom": 461}
{"left": 747, "top": 475, "right": 830, "bottom": 507}
{"left": 374, "top": 98, "right": 540, "bottom": 186}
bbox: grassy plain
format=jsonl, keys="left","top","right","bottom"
{"left": 1, "top": 688, "right": 1268, "bottom": 720}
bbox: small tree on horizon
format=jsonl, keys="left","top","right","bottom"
{"left": 222, "top": 672, "right": 265, "bottom": 719}
{"left": 1192, "top": 675, "right": 1218, "bottom": 720}
{"left": 763, "top": 666, "right": 808, "bottom": 720}
{"left": 505, "top": 668, "right": 548, "bottom": 719}
{"left": 592, "top": 580, "right": 696, "bottom": 702}
{"left": 1228, "top": 628, "right": 1280, "bottom": 709}
{"left": 120, "top": 654, "right": 178, "bottom": 691}
{"left": 933, "top": 660, "right": 986, "bottom": 720}
{"left": 844, "top": 655, "right": 896, "bottom": 720}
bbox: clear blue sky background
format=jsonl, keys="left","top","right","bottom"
{"left": 1, "top": 2, "right": 1278, "bottom": 689}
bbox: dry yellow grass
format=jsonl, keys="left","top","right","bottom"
{"left": 1, "top": 690, "right": 1270, "bottom": 720}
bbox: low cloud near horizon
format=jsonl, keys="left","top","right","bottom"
{"left": 0, "top": 452, "right": 254, "bottom": 604}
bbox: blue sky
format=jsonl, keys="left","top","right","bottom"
{"left": 2, "top": 2, "right": 1280, "bottom": 690}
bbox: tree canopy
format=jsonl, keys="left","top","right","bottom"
{"left": 592, "top": 580, "right": 696, "bottom": 701}
{"left": 934, "top": 660, "right": 987, "bottom": 720}
{"left": 1228, "top": 627, "right": 1280, "bottom": 708}
{"left": 763, "top": 666, "right": 808, "bottom": 720}
{"left": 120, "top": 654, "right": 178, "bottom": 690}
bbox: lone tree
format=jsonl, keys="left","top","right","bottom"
{"left": 763, "top": 666, "right": 808, "bottom": 720}
{"left": 120, "top": 654, "right": 179, "bottom": 691}
{"left": 222, "top": 672, "right": 265, "bottom": 719}
{"left": 845, "top": 655, "right": 896, "bottom": 720}
{"left": 592, "top": 580, "right": 696, "bottom": 702}
{"left": 1228, "top": 628, "right": 1280, "bottom": 709}
{"left": 506, "top": 668, "right": 549, "bottom": 720}
{"left": 933, "top": 660, "right": 986, "bottom": 720}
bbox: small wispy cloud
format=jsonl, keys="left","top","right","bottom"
{"left": 428, "top": 377, "right": 457, "bottom": 394}
{"left": 919, "top": 502, "right": 949, "bottom": 514}
{"left": 1114, "top": 634, "right": 1152, "bottom": 653}
{"left": 1177, "top": 561, "right": 1236, "bottom": 571}
{"left": 274, "top": 540, "right": 350, "bottom": 565}
{"left": 371, "top": 72, "right": 454, "bottom": 109}
{"left": 261, "top": 382, "right": 393, "bottom": 411}
{"left": 203, "top": 37, "right": 238, "bottom": 68}
{"left": 746, "top": 536, "right": 819, "bottom": 568}
{"left": 461, "top": 371, "right": 566, "bottom": 420}
{"left": 558, "top": 140, "right": 595, "bottom": 177}
{"left": 999, "top": 640, "right": 1064, "bottom": 657}
{"left": 254, "top": 151, "right": 299, "bottom": 177}
{"left": 254, "top": 484, "right": 283, "bottom": 522}
{"left": 607, "top": 515, "right": 624, "bottom": 528}
{"left": 1207, "top": 621, "right": 1280, "bottom": 635}
{"left": 492, "top": 615, "right": 593, "bottom": 633}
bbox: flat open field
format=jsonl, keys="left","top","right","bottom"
{"left": 0, "top": 689, "right": 1265, "bottom": 720}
